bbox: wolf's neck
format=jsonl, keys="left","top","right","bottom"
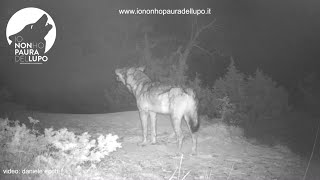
{"left": 129, "top": 76, "right": 151, "bottom": 97}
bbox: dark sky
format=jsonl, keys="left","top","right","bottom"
{"left": 0, "top": 0, "right": 319, "bottom": 113}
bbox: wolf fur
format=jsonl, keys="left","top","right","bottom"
{"left": 115, "top": 66, "right": 199, "bottom": 154}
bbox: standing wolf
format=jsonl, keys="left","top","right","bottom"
{"left": 115, "top": 66, "right": 199, "bottom": 154}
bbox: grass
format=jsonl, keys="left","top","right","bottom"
{"left": 169, "top": 154, "right": 191, "bottom": 180}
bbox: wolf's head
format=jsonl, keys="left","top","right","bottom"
{"left": 115, "top": 66, "right": 145, "bottom": 84}
{"left": 115, "top": 66, "right": 147, "bottom": 93}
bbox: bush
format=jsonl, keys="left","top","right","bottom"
{"left": 0, "top": 117, "right": 46, "bottom": 177}
{"left": 188, "top": 74, "right": 222, "bottom": 119}
{"left": 298, "top": 72, "right": 320, "bottom": 112}
{"left": 213, "top": 59, "right": 246, "bottom": 103}
{"left": 212, "top": 60, "right": 289, "bottom": 130}
{"left": 246, "top": 69, "right": 289, "bottom": 125}
{"left": 0, "top": 117, "right": 121, "bottom": 180}
{"left": 213, "top": 59, "right": 248, "bottom": 125}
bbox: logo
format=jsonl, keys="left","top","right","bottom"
{"left": 6, "top": 7, "right": 56, "bottom": 64}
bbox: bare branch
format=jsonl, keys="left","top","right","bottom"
{"left": 194, "top": 18, "right": 217, "bottom": 40}
{"left": 194, "top": 44, "right": 215, "bottom": 57}
{"left": 194, "top": 44, "right": 225, "bottom": 57}
{"left": 176, "top": 46, "right": 183, "bottom": 56}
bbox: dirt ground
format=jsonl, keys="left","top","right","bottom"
{"left": 15, "top": 110, "right": 316, "bottom": 180}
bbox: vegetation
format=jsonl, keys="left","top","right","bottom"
{"left": 0, "top": 117, "right": 121, "bottom": 180}
{"left": 104, "top": 79, "right": 136, "bottom": 112}
{"left": 298, "top": 72, "right": 320, "bottom": 112}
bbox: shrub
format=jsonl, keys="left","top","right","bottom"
{"left": 246, "top": 69, "right": 289, "bottom": 125}
{"left": 188, "top": 74, "right": 221, "bottom": 119}
{"left": 298, "top": 72, "right": 320, "bottom": 112}
{"left": 213, "top": 58, "right": 246, "bottom": 104}
{"left": 0, "top": 117, "right": 46, "bottom": 179}
{"left": 212, "top": 59, "right": 248, "bottom": 125}
{"left": 34, "top": 128, "right": 121, "bottom": 179}
{"left": 0, "top": 117, "right": 121, "bottom": 180}
{"left": 212, "top": 60, "right": 289, "bottom": 129}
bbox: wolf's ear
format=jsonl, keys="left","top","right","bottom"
{"left": 137, "top": 66, "right": 146, "bottom": 72}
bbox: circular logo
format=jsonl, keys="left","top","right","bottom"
{"left": 6, "top": 7, "right": 56, "bottom": 53}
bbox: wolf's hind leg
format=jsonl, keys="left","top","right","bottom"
{"left": 138, "top": 110, "right": 148, "bottom": 146}
{"left": 172, "top": 115, "right": 184, "bottom": 151}
{"left": 150, "top": 111, "right": 157, "bottom": 144}
{"left": 149, "top": 112, "right": 157, "bottom": 144}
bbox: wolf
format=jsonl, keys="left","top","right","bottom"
{"left": 115, "top": 66, "right": 200, "bottom": 154}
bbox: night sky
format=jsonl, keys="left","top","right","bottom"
{"left": 0, "top": 0, "right": 319, "bottom": 113}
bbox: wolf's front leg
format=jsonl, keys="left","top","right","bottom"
{"left": 138, "top": 110, "right": 148, "bottom": 146}
{"left": 149, "top": 112, "right": 157, "bottom": 144}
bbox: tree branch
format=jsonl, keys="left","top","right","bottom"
{"left": 194, "top": 18, "right": 217, "bottom": 40}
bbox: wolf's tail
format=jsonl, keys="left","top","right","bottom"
{"left": 185, "top": 88, "right": 200, "bottom": 133}
{"left": 189, "top": 109, "right": 200, "bottom": 133}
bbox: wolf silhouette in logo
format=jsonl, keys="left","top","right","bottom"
{"left": 9, "top": 14, "right": 52, "bottom": 55}
{"left": 115, "top": 66, "right": 200, "bottom": 154}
